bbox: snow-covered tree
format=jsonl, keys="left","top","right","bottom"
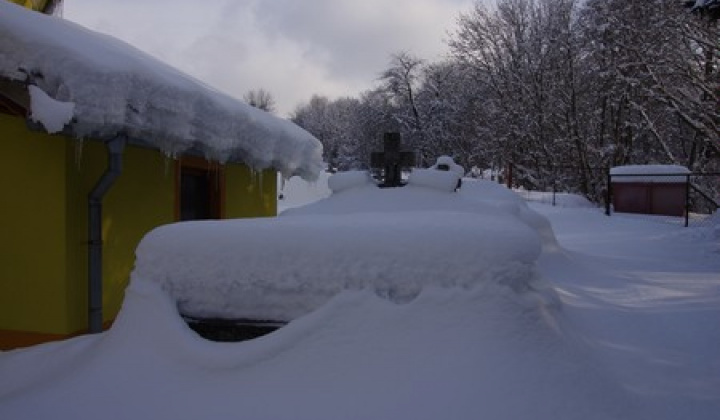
{"left": 291, "top": 0, "right": 719, "bottom": 202}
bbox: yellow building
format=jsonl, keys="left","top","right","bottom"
{"left": 7, "top": 0, "right": 60, "bottom": 13}
{"left": 0, "top": 2, "right": 322, "bottom": 349}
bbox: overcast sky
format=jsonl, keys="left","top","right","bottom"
{"left": 62, "top": 0, "right": 480, "bottom": 116}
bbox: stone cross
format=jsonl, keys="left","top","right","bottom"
{"left": 370, "top": 133, "right": 416, "bottom": 187}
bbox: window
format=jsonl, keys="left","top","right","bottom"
{"left": 177, "top": 158, "right": 224, "bottom": 221}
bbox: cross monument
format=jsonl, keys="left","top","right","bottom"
{"left": 370, "top": 132, "right": 416, "bottom": 187}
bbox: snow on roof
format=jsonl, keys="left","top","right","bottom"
{"left": 27, "top": 84, "right": 74, "bottom": 134}
{"left": 610, "top": 165, "right": 690, "bottom": 183}
{"left": 133, "top": 172, "right": 557, "bottom": 321}
{"left": 0, "top": 2, "right": 323, "bottom": 180}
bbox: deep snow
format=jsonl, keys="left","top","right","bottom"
{"left": 0, "top": 173, "right": 718, "bottom": 420}
{"left": 134, "top": 172, "right": 549, "bottom": 322}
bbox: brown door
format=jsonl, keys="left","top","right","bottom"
{"left": 177, "top": 158, "right": 224, "bottom": 221}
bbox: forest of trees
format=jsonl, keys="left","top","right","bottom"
{"left": 290, "top": 0, "right": 720, "bottom": 202}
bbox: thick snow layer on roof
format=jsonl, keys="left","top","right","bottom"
{"left": 132, "top": 174, "right": 556, "bottom": 321}
{"left": 610, "top": 164, "right": 690, "bottom": 183}
{"left": 0, "top": 2, "right": 323, "bottom": 179}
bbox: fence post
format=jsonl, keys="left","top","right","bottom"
{"left": 506, "top": 162, "right": 513, "bottom": 189}
{"left": 605, "top": 170, "right": 612, "bottom": 216}
{"left": 685, "top": 174, "right": 690, "bottom": 227}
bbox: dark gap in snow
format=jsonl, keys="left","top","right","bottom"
{"left": 182, "top": 315, "right": 286, "bottom": 342}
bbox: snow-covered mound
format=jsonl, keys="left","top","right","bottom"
{"left": 430, "top": 155, "right": 465, "bottom": 176}
{"left": 133, "top": 173, "right": 557, "bottom": 321}
{"left": 0, "top": 2, "right": 323, "bottom": 179}
{"left": 407, "top": 168, "right": 461, "bottom": 191}
{"left": 0, "top": 275, "right": 631, "bottom": 420}
{"left": 327, "top": 170, "right": 373, "bottom": 193}
{"left": 6, "top": 178, "right": 719, "bottom": 419}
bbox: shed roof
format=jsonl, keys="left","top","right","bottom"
{"left": 0, "top": 1, "right": 323, "bottom": 180}
{"left": 610, "top": 165, "right": 690, "bottom": 184}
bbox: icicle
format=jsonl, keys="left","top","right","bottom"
{"left": 249, "top": 167, "right": 257, "bottom": 190}
{"left": 216, "top": 163, "right": 223, "bottom": 192}
{"left": 163, "top": 147, "right": 178, "bottom": 163}
{"left": 163, "top": 155, "right": 173, "bottom": 178}
{"left": 74, "top": 138, "right": 85, "bottom": 170}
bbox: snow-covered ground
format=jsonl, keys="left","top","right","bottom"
{"left": 1, "top": 173, "right": 718, "bottom": 420}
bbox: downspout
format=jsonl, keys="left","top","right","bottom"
{"left": 88, "top": 136, "right": 127, "bottom": 333}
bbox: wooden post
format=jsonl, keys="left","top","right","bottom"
{"left": 506, "top": 162, "right": 513, "bottom": 188}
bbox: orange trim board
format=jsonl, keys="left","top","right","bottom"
{"left": 0, "top": 321, "right": 113, "bottom": 351}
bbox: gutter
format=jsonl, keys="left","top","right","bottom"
{"left": 88, "top": 135, "right": 126, "bottom": 333}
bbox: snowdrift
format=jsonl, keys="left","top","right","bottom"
{"left": 9, "top": 174, "right": 706, "bottom": 420}
{"left": 133, "top": 176, "right": 557, "bottom": 321}
{"left": 0, "top": 275, "right": 632, "bottom": 420}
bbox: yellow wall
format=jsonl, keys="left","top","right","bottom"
{"left": 225, "top": 166, "right": 278, "bottom": 218}
{"left": 7, "top": 0, "right": 52, "bottom": 12}
{"left": 1, "top": 111, "right": 279, "bottom": 348}
{"left": 0, "top": 121, "right": 177, "bottom": 344}
{"left": 65, "top": 141, "right": 176, "bottom": 331}
{"left": 0, "top": 114, "right": 69, "bottom": 335}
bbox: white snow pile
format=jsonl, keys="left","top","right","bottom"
{"left": 431, "top": 155, "right": 465, "bottom": 176}
{"left": 326, "top": 169, "right": 373, "bottom": 193}
{"left": 27, "top": 85, "right": 75, "bottom": 134}
{"left": 405, "top": 155, "right": 465, "bottom": 191}
{"left": 134, "top": 172, "right": 556, "bottom": 322}
{"left": 610, "top": 164, "right": 691, "bottom": 183}
{"left": 0, "top": 2, "right": 323, "bottom": 179}
{"left": 277, "top": 170, "right": 333, "bottom": 213}
{"left": 3, "top": 170, "right": 720, "bottom": 420}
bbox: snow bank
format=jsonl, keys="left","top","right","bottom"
{"left": 0, "top": 275, "right": 632, "bottom": 420}
{"left": 133, "top": 174, "right": 557, "bottom": 321}
{"left": 460, "top": 179, "right": 559, "bottom": 250}
{"left": 327, "top": 170, "right": 374, "bottom": 193}
{"left": 0, "top": 2, "right": 323, "bottom": 180}
{"left": 430, "top": 155, "right": 465, "bottom": 176}
{"left": 610, "top": 165, "right": 690, "bottom": 183}
{"left": 3, "top": 183, "right": 719, "bottom": 420}
{"left": 277, "top": 171, "right": 332, "bottom": 213}
{"left": 134, "top": 210, "right": 543, "bottom": 321}
{"left": 407, "top": 168, "right": 460, "bottom": 192}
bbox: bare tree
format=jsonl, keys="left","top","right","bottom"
{"left": 243, "top": 88, "right": 276, "bottom": 113}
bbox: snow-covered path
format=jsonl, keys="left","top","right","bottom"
{"left": 535, "top": 205, "right": 720, "bottom": 419}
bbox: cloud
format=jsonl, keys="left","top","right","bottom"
{"left": 63, "top": 0, "right": 476, "bottom": 116}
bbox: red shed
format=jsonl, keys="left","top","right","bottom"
{"left": 610, "top": 165, "right": 690, "bottom": 217}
